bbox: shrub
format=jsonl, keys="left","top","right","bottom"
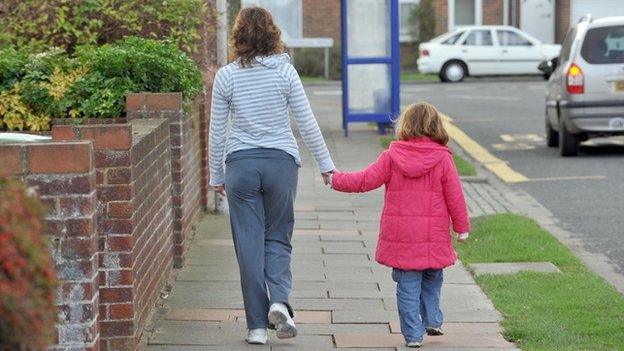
{"left": 0, "top": 37, "right": 204, "bottom": 130}
{"left": 418, "top": 0, "right": 436, "bottom": 42}
{"left": 293, "top": 46, "right": 342, "bottom": 80}
{"left": 0, "top": 0, "right": 208, "bottom": 53}
{"left": 0, "top": 48, "right": 28, "bottom": 91}
{"left": 0, "top": 177, "right": 58, "bottom": 351}
{"left": 76, "top": 37, "right": 204, "bottom": 111}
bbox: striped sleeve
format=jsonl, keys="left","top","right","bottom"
{"left": 208, "top": 67, "right": 231, "bottom": 186}
{"left": 286, "top": 65, "right": 335, "bottom": 173}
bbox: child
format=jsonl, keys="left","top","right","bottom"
{"left": 329, "top": 102, "right": 470, "bottom": 348}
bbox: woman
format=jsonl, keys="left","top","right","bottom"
{"left": 208, "top": 7, "right": 335, "bottom": 345}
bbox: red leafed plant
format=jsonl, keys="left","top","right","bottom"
{"left": 0, "top": 176, "right": 57, "bottom": 351}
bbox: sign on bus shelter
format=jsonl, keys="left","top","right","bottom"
{"left": 341, "top": 0, "right": 401, "bottom": 136}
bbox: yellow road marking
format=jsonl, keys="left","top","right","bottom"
{"left": 526, "top": 175, "right": 606, "bottom": 182}
{"left": 442, "top": 118, "right": 529, "bottom": 183}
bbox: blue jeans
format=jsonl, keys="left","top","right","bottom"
{"left": 391, "top": 268, "right": 444, "bottom": 343}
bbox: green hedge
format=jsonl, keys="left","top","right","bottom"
{"left": 293, "top": 46, "right": 342, "bottom": 80}
{"left": 0, "top": 0, "right": 207, "bottom": 53}
{"left": 0, "top": 37, "right": 204, "bottom": 132}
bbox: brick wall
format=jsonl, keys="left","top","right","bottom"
{"left": 483, "top": 0, "right": 504, "bottom": 25}
{"left": 125, "top": 93, "right": 202, "bottom": 268}
{"left": 2, "top": 142, "right": 100, "bottom": 351}
{"left": 434, "top": 0, "right": 449, "bottom": 36}
{"left": 129, "top": 119, "right": 174, "bottom": 350}
{"left": 556, "top": 0, "right": 571, "bottom": 43}
{"left": 50, "top": 119, "right": 175, "bottom": 350}
{"left": 302, "top": 0, "right": 341, "bottom": 42}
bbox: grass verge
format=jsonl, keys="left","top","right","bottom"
{"left": 380, "top": 136, "right": 476, "bottom": 176}
{"left": 400, "top": 71, "right": 438, "bottom": 83}
{"left": 456, "top": 213, "right": 624, "bottom": 351}
{"left": 301, "top": 75, "right": 329, "bottom": 83}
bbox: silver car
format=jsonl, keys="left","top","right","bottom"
{"left": 540, "top": 15, "right": 624, "bottom": 156}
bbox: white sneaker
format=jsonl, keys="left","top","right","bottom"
{"left": 406, "top": 340, "right": 422, "bottom": 348}
{"left": 426, "top": 327, "right": 444, "bottom": 336}
{"left": 268, "top": 303, "right": 298, "bottom": 339}
{"left": 245, "top": 328, "right": 268, "bottom": 345}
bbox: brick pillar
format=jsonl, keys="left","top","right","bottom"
{"left": 52, "top": 120, "right": 176, "bottom": 350}
{"left": 482, "top": 0, "right": 504, "bottom": 25}
{"left": 52, "top": 124, "right": 136, "bottom": 349}
{"left": 125, "top": 93, "right": 201, "bottom": 268}
{"left": 434, "top": 0, "right": 449, "bottom": 36}
{"left": 555, "top": 0, "right": 571, "bottom": 43}
{"left": 2, "top": 142, "right": 100, "bottom": 351}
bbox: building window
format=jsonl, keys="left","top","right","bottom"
{"left": 448, "top": 0, "right": 482, "bottom": 30}
{"left": 241, "top": 0, "right": 302, "bottom": 39}
{"left": 399, "top": 0, "right": 420, "bottom": 43}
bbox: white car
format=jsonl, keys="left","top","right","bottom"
{"left": 417, "top": 26, "right": 561, "bottom": 82}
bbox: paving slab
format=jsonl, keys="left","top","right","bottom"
{"left": 166, "top": 309, "right": 331, "bottom": 324}
{"left": 469, "top": 262, "right": 561, "bottom": 275}
{"left": 290, "top": 298, "right": 385, "bottom": 311}
{"left": 297, "top": 323, "right": 390, "bottom": 335}
{"left": 332, "top": 310, "right": 399, "bottom": 324}
{"left": 295, "top": 229, "right": 360, "bottom": 236}
{"left": 334, "top": 332, "right": 515, "bottom": 349}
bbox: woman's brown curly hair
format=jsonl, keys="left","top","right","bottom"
{"left": 230, "top": 7, "right": 285, "bottom": 67}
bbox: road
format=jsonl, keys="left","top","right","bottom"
{"left": 307, "top": 78, "right": 624, "bottom": 275}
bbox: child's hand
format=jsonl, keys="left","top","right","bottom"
{"left": 457, "top": 232, "right": 469, "bottom": 243}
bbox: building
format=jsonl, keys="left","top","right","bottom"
{"left": 297, "top": 0, "right": 624, "bottom": 45}
{"left": 240, "top": 0, "right": 624, "bottom": 73}
{"left": 433, "top": 0, "right": 624, "bottom": 44}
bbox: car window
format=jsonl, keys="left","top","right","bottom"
{"left": 497, "top": 30, "right": 533, "bottom": 46}
{"left": 581, "top": 25, "right": 624, "bottom": 64}
{"left": 560, "top": 28, "right": 577, "bottom": 62}
{"left": 441, "top": 31, "right": 464, "bottom": 45}
{"left": 463, "top": 30, "right": 493, "bottom": 46}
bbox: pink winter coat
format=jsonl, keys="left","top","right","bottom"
{"left": 332, "top": 137, "right": 470, "bottom": 270}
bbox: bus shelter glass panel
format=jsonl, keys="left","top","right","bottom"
{"left": 347, "top": 0, "right": 391, "bottom": 57}
{"left": 348, "top": 64, "right": 391, "bottom": 114}
{"left": 342, "top": 0, "right": 400, "bottom": 135}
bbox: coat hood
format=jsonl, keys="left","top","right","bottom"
{"left": 254, "top": 53, "right": 291, "bottom": 68}
{"left": 388, "top": 138, "right": 451, "bottom": 178}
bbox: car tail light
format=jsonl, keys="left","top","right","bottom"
{"left": 566, "top": 64, "right": 584, "bottom": 94}
{"left": 421, "top": 49, "right": 430, "bottom": 57}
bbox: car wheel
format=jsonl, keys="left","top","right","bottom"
{"left": 558, "top": 118, "right": 578, "bottom": 156}
{"left": 440, "top": 61, "right": 466, "bottom": 83}
{"left": 546, "top": 118, "right": 558, "bottom": 147}
{"left": 438, "top": 72, "right": 447, "bottom": 82}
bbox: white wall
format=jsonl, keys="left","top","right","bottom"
{"left": 571, "top": 0, "right": 624, "bottom": 25}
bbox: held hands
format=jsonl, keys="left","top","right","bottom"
{"left": 321, "top": 169, "right": 337, "bottom": 187}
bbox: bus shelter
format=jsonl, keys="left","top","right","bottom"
{"left": 341, "top": 0, "right": 401, "bottom": 136}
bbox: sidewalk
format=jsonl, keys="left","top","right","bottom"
{"left": 144, "top": 127, "right": 519, "bottom": 350}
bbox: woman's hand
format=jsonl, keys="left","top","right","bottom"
{"left": 213, "top": 185, "right": 226, "bottom": 196}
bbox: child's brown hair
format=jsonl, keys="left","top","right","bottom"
{"left": 395, "top": 102, "right": 449, "bottom": 145}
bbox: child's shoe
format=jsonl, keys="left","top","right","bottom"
{"left": 245, "top": 328, "right": 268, "bottom": 344}
{"left": 426, "top": 327, "right": 444, "bottom": 336}
{"left": 268, "top": 303, "right": 298, "bottom": 339}
{"left": 406, "top": 340, "right": 422, "bottom": 348}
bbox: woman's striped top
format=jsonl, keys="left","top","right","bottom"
{"left": 209, "top": 53, "right": 335, "bottom": 186}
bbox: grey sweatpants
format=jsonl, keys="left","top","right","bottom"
{"left": 225, "top": 148, "right": 298, "bottom": 329}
